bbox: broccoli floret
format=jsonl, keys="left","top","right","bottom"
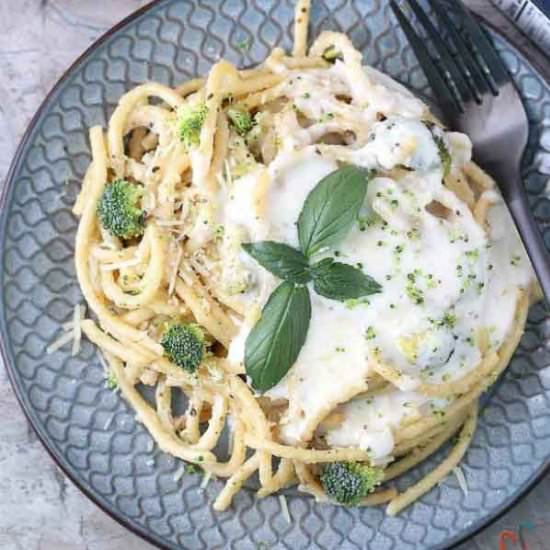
{"left": 178, "top": 102, "right": 208, "bottom": 148}
{"left": 227, "top": 107, "right": 255, "bottom": 136}
{"left": 320, "top": 462, "right": 384, "bottom": 505}
{"left": 161, "top": 323, "right": 205, "bottom": 372}
{"left": 97, "top": 179, "right": 145, "bottom": 239}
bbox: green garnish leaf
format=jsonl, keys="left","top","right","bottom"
{"left": 311, "top": 258, "right": 382, "bottom": 301}
{"left": 298, "top": 165, "right": 371, "bottom": 257}
{"left": 245, "top": 282, "right": 311, "bottom": 392}
{"left": 242, "top": 241, "right": 311, "bottom": 284}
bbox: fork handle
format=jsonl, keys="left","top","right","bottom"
{"left": 506, "top": 179, "right": 550, "bottom": 303}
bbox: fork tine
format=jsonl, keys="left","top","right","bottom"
{"left": 405, "top": 0, "right": 472, "bottom": 103}
{"left": 453, "top": 0, "right": 510, "bottom": 87}
{"left": 390, "top": 1, "right": 462, "bottom": 116}
{"left": 427, "top": 0, "right": 491, "bottom": 98}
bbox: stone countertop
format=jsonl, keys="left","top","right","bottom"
{"left": 0, "top": 2, "right": 549, "bottom": 549}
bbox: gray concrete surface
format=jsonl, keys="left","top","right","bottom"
{"left": 0, "top": 2, "right": 549, "bottom": 549}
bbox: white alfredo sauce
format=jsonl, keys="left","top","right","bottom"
{"left": 216, "top": 66, "right": 534, "bottom": 461}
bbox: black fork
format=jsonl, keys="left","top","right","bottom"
{"left": 391, "top": 0, "right": 550, "bottom": 301}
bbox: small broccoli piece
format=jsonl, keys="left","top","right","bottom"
{"left": 178, "top": 102, "right": 209, "bottom": 148}
{"left": 105, "top": 369, "right": 118, "bottom": 390}
{"left": 185, "top": 462, "right": 202, "bottom": 474}
{"left": 236, "top": 38, "right": 251, "bottom": 52}
{"left": 439, "top": 311, "right": 457, "bottom": 329}
{"left": 97, "top": 179, "right": 145, "bottom": 239}
{"left": 433, "top": 135, "right": 451, "bottom": 178}
{"left": 227, "top": 107, "right": 255, "bottom": 136}
{"left": 424, "top": 121, "right": 452, "bottom": 177}
{"left": 161, "top": 323, "right": 205, "bottom": 372}
{"left": 320, "top": 462, "right": 384, "bottom": 505}
{"left": 322, "top": 45, "right": 343, "bottom": 63}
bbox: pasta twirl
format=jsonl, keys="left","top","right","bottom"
{"left": 68, "top": 0, "right": 536, "bottom": 516}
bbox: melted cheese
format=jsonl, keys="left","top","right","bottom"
{"left": 215, "top": 64, "right": 534, "bottom": 459}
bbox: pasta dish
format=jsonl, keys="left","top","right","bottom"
{"left": 63, "top": 0, "right": 537, "bottom": 515}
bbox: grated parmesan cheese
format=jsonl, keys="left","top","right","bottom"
{"left": 224, "top": 159, "right": 233, "bottom": 188}
{"left": 97, "top": 351, "right": 110, "bottom": 374}
{"left": 216, "top": 173, "right": 226, "bottom": 189}
{"left": 279, "top": 494, "right": 291, "bottom": 524}
{"left": 99, "top": 256, "right": 143, "bottom": 271}
{"left": 206, "top": 362, "right": 224, "bottom": 382}
{"left": 200, "top": 471, "right": 213, "bottom": 490}
{"left": 103, "top": 414, "right": 115, "bottom": 430}
{"left": 173, "top": 466, "right": 186, "bottom": 482}
{"left": 46, "top": 330, "right": 75, "bottom": 354}
{"left": 48, "top": 304, "right": 85, "bottom": 355}
{"left": 71, "top": 304, "right": 84, "bottom": 356}
{"left": 453, "top": 466, "right": 468, "bottom": 497}
{"left": 179, "top": 198, "right": 190, "bottom": 223}
{"left": 99, "top": 225, "right": 121, "bottom": 250}
{"left": 89, "top": 254, "right": 102, "bottom": 294}
{"left": 168, "top": 244, "right": 184, "bottom": 296}
{"left": 156, "top": 219, "right": 187, "bottom": 227}
{"left": 370, "top": 455, "right": 393, "bottom": 467}
{"left": 177, "top": 268, "right": 194, "bottom": 287}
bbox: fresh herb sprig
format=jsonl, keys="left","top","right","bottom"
{"left": 242, "top": 165, "right": 382, "bottom": 392}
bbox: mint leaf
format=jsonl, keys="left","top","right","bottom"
{"left": 242, "top": 241, "right": 311, "bottom": 284}
{"left": 297, "top": 165, "right": 371, "bottom": 257}
{"left": 245, "top": 282, "right": 311, "bottom": 392}
{"left": 311, "top": 258, "right": 382, "bottom": 301}
{"left": 242, "top": 165, "right": 381, "bottom": 388}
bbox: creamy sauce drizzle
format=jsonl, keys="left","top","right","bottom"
{"left": 214, "top": 62, "right": 533, "bottom": 459}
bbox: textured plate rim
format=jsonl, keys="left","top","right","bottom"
{"left": 1, "top": 2, "right": 548, "bottom": 549}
